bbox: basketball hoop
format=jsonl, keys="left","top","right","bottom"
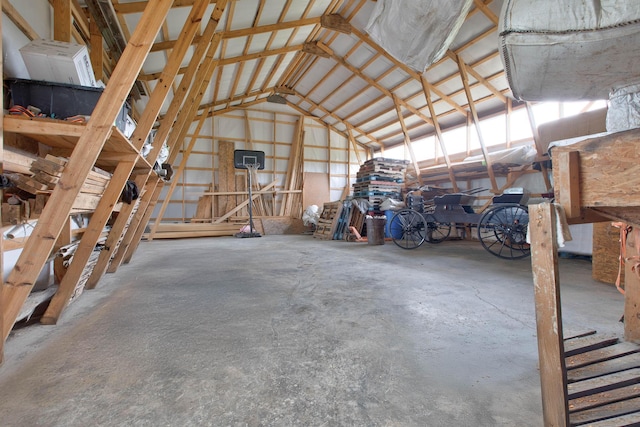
{"left": 234, "top": 150, "right": 265, "bottom": 239}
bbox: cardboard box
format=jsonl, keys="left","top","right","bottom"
{"left": 20, "top": 39, "right": 97, "bottom": 87}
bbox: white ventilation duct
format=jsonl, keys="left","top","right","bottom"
{"left": 365, "top": 0, "right": 473, "bottom": 72}
{"left": 500, "top": 0, "right": 640, "bottom": 101}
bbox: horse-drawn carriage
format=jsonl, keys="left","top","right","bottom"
{"left": 388, "top": 189, "right": 531, "bottom": 259}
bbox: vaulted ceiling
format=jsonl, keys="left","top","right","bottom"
{"left": 91, "top": 0, "right": 513, "bottom": 151}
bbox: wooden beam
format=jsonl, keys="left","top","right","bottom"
{"left": 113, "top": 0, "right": 217, "bottom": 14}
{"left": 150, "top": 17, "right": 321, "bottom": 52}
{"left": 625, "top": 229, "right": 640, "bottom": 342}
{"left": 316, "top": 42, "right": 436, "bottom": 128}
{"left": 90, "top": 18, "right": 104, "bottom": 81}
{"left": 555, "top": 151, "right": 581, "bottom": 219}
{"left": 421, "top": 76, "right": 459, "bottom": 192}
{"left": 393, "top": 95, "right": 423, "bottom": 185}
{"left": 53, "top": 0, "right": 72, "bottom": 42}
{"left": 2, "top": 1, "right": 40, "bottom": 40}
{"left": 303, "top": 41, "right": 332, "bottom": 58}
{"left": 473, "top": 0, "right": 499, "bottom": 25}
{"left": 529, "top": 202, "right": 570, "bottom": 427}
{"left": 118, "top": 180, "right": 164, "bottom": 268}
{"left": 349, "top": 26, "right": 467, "bottom": 117}
{"left": 456, "top": 53, "right": 498, "bottom": 192}
{"left": 215, "top": 180, "right": 278, "bottom": 223}
{"left": 321, "top": 14, "right": 351, "bottom": 34}
{"left": 2, "top": 0, "right": 174, "bottom": 342}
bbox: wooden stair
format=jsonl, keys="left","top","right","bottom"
{"left": 565, "top": 333, "right": 640, "bottom": 425}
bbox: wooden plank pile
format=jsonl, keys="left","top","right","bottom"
{"left": 313, "top": 201, "right": 343, "bottom": 240}
{"left": 149, "top": 222, "right": 244, "bottom": 239}
{"left": 353, "top": 158, "right": 408, "bottom": 210}
{"left": 12, "top": 155, "right": 111, "bottom": 212}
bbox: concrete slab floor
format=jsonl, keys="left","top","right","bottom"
{"left": 0, "top": 235, "right": 625, "bottom": 426}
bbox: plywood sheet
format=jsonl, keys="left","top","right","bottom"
{"left": 302, "top": 172, "right": 330, "bottom": 209}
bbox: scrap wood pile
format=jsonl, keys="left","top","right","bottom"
{"left": 11, "top": 154, "right": 111, "bottom": 212}
{"left": 148, "top": 222, "right": 247, "bottom": 239}
{"left": 352, "top": 158, "right": 408, "bottom": 212}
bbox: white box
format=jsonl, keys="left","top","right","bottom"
{"left": 20, "top": 39, "right": 97, "bottom": 87}
{"left": 123, "top": 114, "right": 136, "bottom": 139}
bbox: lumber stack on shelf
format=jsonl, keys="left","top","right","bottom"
{"left": 353, "top": 158, "right": 408, "bottom": 211}
{"left": 12, "top": 154, "right": 111, "bottom": 212}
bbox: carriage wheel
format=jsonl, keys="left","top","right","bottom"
{"left": 477, "top": 204, "right": 530, "bottom": 259}
{"left": 424, "top": 213, "right": 451, "bottom": 244}
{"left": 389, "top": 209, "right": 426, "bottom": 249}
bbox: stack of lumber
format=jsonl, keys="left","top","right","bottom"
{"left": 148, "top": 222, "right": 245, "bottom": 239}
{"left": 353, "top": 158, "right": 408, "bottom": 210}
{"left": 313, "top": 201, "right": 343, "bottom": 240}
{"left": 13, "top": 155, "right": 111, "bottom": 212}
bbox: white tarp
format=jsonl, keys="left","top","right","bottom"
{"left": 500, "top": 0, "right": 640, "bottom": 101}
{"left": 607, "top": 83, "right": 640, "bottom": 132}
{"left": 366, "top": 0, "right": 473, "bottom": 72}
{"left": 463, "top": 145, "right": 537, "bottom": 165}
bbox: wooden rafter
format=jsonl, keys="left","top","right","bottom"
{"left": 150, "top": 17, "right": 322, "bottom": 52}
{"left": 289, "top": 89, "right": 380, "bottom": 147}
{"left": 455, "top": 53, "right": 498, "bottom": 192}
{"left": 393, "top": 95, "right": 423, "bottom": 185}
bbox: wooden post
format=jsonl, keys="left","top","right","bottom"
{"left": 529, "top": 203, "right": 569, "bottom": 427}
{"left": 624, "top": 228, "right": 640, "bottom": 342}
{"left": 53, "top": 0, "right": 72, "bottom": 42}
{"left": 555, "top": 151, "right": 581, "bottom": 219}
{"left": 217, "top": 140, "right": 236, "bottom": 217}
{"left": 90, "top": 18, "right": 104, "bottom": 82}
{"left": 105, "top": 179, "right": 162, "bottom": 273}
{"left": 2, "top": 0, "right": 174, "bottom": 343}
{"left": 121, "top": 181, "right": 165, "bottom": 265}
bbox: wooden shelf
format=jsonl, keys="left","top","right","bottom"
{"left": 3, "top": 115, "right": 150, "bottom": 172}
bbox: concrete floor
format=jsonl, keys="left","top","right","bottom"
{"left": 0, "top": 235, "right": 626, "bottom": 426}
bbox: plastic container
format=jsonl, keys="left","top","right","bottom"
{"left": 366, "top": 217, "right": 386, "bottom": 245}
{"left": 8, "top": 79, "right": 130, "bottom": 132}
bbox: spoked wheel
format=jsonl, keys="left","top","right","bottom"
{"left": 477, "top": 204, "right": 530, "bottom": 259}
{"left": 424, "top": 213, "right": 451, "bottom": 244}
{"left": 389, "top": 209, "right": 426, "bottom": 249}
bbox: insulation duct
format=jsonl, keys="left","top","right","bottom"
{"left": 499, "top": 0, "right": 640, "bottom": 101}
{"left": 365, "top": 0, "right": 473, "bottom": 72}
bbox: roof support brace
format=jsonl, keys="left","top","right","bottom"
{"left": 455, "top": 54, "right": 499, "bottom": 192}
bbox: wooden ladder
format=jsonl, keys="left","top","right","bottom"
{"left": 530, "top": 203, "right": 640, "bottom": 426}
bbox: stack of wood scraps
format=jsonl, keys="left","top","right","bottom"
{"left": 148, "top": 222, "right": 247, "bottom": 239}
{"left": 13, "top": 155, "right": 111, "bottom": 212}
